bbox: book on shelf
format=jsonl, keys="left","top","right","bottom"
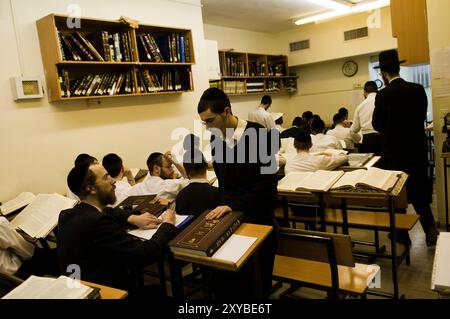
{"left": 9, "top": 193, "right": 77, "bottom": 239}
{"left": 2, "top": 275, "right": 100, "bottom": 299}
{"left": 169, "top": 210, "right": 245, "bottom": 257}
{"left": 277, "top": 170, "right": 345, "bottom": 193}
{"left": 128, "top": 214, "right": 194, "bottom": 240}
{"left": 330, "top": 167, "right": 401, "bottom": 192}
{"left": 431, "top": 232, "right": 450, "bottom": 292}
{"left": 115, "top": 194, "right": 168, "bottom": 217}
{"left": 0, "top": 192, "right": 36, "bottom": 216}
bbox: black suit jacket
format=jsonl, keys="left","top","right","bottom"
{"left": 372, "top": 77, "right": 431, "bottom": 202}
{"left": 57, "top": 203, "right": 177, "bottom": 290}
{"left": 175, "top": 182, "right": 221, "bottom": 217}
{"left": 211, "top": 121, "right": 279, "bottom": 226}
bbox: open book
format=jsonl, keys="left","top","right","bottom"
{"left": 431, "top": 232, "right": 450, "bottom": 292}
{"left": 128, "top": 214, "right": 194, "bottom": 240}
{"left": 0, "top": 192, "right": 36, "bottom": 216}
{"left": 129, "top": 168, "right": 149, "bottom": 182}
{"left": 10, "top": 193, "right": 77, "bottom": 239}
{"left": 330, "top": 167, "right": 401, "bottom": 192}
{"left": 277, "top": 170, "right": 345, "bottom": 193}
{"left": 2, "top": 275, "right": 99, "bottom": 299}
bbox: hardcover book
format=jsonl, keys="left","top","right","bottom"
{"left": 115, "top": 195, "right": 168, "bottom": 217}
{"left": 169, "top": 210, "right": 244, "bottom": 257}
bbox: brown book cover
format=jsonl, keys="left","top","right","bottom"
{"left": 116, "top": 195, "right": 168, "bottom": 217}
{"left": 169, "top": 210, "right": 244, "bottom": 257}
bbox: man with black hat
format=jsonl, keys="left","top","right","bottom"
{"left": 373, "top": 49, "right": 439, "bottom": 246}
{"left": 57, "top": 163, "right": 177, "bottom": 294}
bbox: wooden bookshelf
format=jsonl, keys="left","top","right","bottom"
{"left": 209, "top": 50, "right": 297, "bottom": 96}
{"left": 36, "top": 14, "right": 195, "bottom": 102}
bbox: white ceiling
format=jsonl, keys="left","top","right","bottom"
{"left": 201, "top": 0, "right": 373, "bottom": 33}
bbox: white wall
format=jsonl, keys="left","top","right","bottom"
{"left": 0, "top": 0, "right": 209, "bottom": 200}
{"left": 427, "top": 0, "right": 450, "bottom": 225}
{"left": 277, "top": 6, "right": 397, "bottom": 66}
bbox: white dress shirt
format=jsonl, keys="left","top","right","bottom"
{"left": 248, "top": 107, "right": 276, "bottom": 130}
{"left": 327, "top": 124, "right": 361, "bottom": 149}
{"left": 113, "top": 178, "right": 133, "bottom": 206}
{"left": 351, "top": 92, "right": 378, "bottom": 136}
{"left": 284, "top": 151, "right": 348, "bottom": 175}
{"left": 0, "top": 217, "right": 35, "bottom": 275}
{"left": 124, "top": 174, "right": 189, "bottom": 201}
{"left": 310, "top": 134, "right": 343, "bottom": 152}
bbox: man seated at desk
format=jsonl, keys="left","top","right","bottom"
{"left": 310, "top": 118, "right": 343, "bottom": 152}
{"left": 102, "top": 153, "right": 135, "bottom": 205}
{"left": 125, "top": 151, "right": 189, "bottom": 201}
{"left": 57, "top": 163, "right": 177, "bottom": 296}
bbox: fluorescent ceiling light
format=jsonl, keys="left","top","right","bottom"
{"left": 295, "top": 0, "right": 390, "bottom": 25}
{"left": 306, "top": 0, "right": 351, "bottom": 11}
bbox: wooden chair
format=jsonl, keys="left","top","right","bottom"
{"left": 273, "top": 227, "right": 379, "bottom": 299}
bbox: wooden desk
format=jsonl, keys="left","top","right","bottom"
{"left": 441, "top": 152, "right": 450, "bottom": 231}
{"left": 81, "top": 280, "right": 128, "bottom": 299}
{"left": 169, "top": 223, "right": 273, "bottom": 298}
{"left": 277, "top": 173, "right": 409, "bottom": 299}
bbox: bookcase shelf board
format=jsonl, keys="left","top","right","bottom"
{"left": 210, "top": 50, "right": 297, "bottom": 96}
{"left": 36, "top": 14, "right": 195, "bottom": 102}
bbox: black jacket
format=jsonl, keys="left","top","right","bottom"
{"left": 211, "top": 121, "right": 279, "bottom": 226}
{"left": 57, "top": 203, "right": 177, "bottom": 290}
{"left": 175, "top": 182, "right": 221, "bottom": 217}
{"left": 372, "top": 77, "right": 431, "bottom": 202}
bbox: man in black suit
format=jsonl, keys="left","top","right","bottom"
{"left": 373, "top": 49, "right": 439, "bottom": 247}
{"left": 57, "top": 163, "right": 177, "bottom": 295}
{"left": 197, "top": 88, "right": 279, "bottom": 298}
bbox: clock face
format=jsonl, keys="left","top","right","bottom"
{"left": 342, "top": 60, "right": 358, "bottom": 77}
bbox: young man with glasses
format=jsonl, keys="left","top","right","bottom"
{"left": 124, "top": 151, "right": 188, "bottom": 201}
{"left": 197, "top": 87, "right": 279, "bottom": 299}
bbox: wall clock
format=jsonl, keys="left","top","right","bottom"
{"left": 342, "top": 60, "right": 358, "bottom": 77}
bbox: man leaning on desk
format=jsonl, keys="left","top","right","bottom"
{"left": 57, "top": 162, "right": 178, "bottom": 298}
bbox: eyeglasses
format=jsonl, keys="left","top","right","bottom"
{"left": 201, "top": 114, "right": 219, "bottom": 125}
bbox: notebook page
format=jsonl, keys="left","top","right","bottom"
{"left": 432, "top": 232, "right": 450, "bottom": 291}
{"left": 212, "top": 234, "right": 257, "bottom": 263}
{"left": 128, "top": 214, "right": 192, "bottom": 240}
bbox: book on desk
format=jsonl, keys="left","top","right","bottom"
{"left": 2, "top": 275, "right": 100, "bottom": 299}
{"left": 277, "top": 170, "right": 345, "bottom": 193}
{"left": 330, "top": 167, "right": 401, "bottom": 193}
{"left": 169, "top": 210, "right": 244, "bottom": 257}
{"left": 115, "top": 194, "right": 168, "bottom": 217}
{"left": 8, "top": 193, "right": 76, "bottom": 239}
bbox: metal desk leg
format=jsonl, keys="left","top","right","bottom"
{"left": 168, "top": 254, "right": 184, "bottom": 299}
{"left": 388, "top": 197, "right": 400, "bottom": 299}
{"left": 318, "top": 193, "right": 326, "bottom": 232}
{"left": 445, "top": 158, "right": 449, "bottom": 232}
{"left": 341, "top": 198, "right": 349, "bottom": 235}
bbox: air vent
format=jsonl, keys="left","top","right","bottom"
{"left": 344, "top": 27, "right": 368, "bottom": 41}
{"left": 290, "top": 40, "right": 310, "bottom": 52}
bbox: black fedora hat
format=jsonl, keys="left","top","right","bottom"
{"left": 374, "top": 49, "right": 406, "bottom": 69}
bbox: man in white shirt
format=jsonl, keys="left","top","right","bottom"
{"left": 248, "top": 95, "right": 276, "bottom": 130}
{"left": 0, "top": 217, "right": 35, "bottom": 275}
{"left": 351, "top": 81, "right": 382, "bottom": 154}
{"left": 125, "top": 151, "right": 189, "bottom": 201}
{"left": 310, "top": 118, "right": 343, "bottom": 152}
{"left": 285, "top": 130, "right": 348, "bottom": 174}
{"left": 327, "top": 113, "right": 361, "bottom": 149}
{"left": 102, "top": 153, "right": 136, "bottom": 205}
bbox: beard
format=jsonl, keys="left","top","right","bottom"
{"left": 97, "top": 186, "right": 116, "bottom": 206}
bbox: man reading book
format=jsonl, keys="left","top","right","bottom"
{"left": 57, "top": 163, "right": 177, "bottom": 296}
{"left": 197, "top": 87, "right": 279, "bottom": 298}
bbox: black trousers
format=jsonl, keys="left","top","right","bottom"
{"left": 360, "top": 133, "right": 383, "bottom": 156}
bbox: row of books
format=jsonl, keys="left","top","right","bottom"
{"left": 137, "top": 32, "right": 191, "bottom": 63}
{"left": 266, "top": 80, "right": 280, "bottom": 92}
{"left": 59, "top": 71, "right": 134, "bottom": 97}
{"left": 224, "top": 58, "right": 246, "bottom": 77}
{"left": 268, "top": 62, "right": 286, "bottom": 76}
{"left": 278, "top": 167, "right": 403, "bottom": 193}
{"left": 58, "top": 31, "right": 133, "bottom": 62}
{"left": 136, "top": 69, "right": 191, "bottom": 93}
{"left": 222, "top": 81, "right": 246, "bottom": 94}
{"left": 246, "top": 81, "right": 264, "bottom": 93}
{"left": 248, "top": 62, "right": 266, "bottom": 76}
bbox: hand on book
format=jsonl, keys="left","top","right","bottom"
{"left": 128, "top": 213, "right": 161, "bottom": 229}
{"left": 206, "top": 205, "right": 232, "bottom": 220}
{"left": 160, "top": 209, "right": 176, "bottom": 225}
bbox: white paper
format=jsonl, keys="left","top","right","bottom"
{"left": 432, "top": 232, "right": 450, "bottom": 291}
{"left": 128, "top": 214, "right": 192, "bottom": 240}
{"left": 211, "top": 234, "right": 257, "bottom": 263}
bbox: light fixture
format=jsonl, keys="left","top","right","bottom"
{"left": 295, "top": 0, "right": 390, "bottom": 26}
{"left": 305, "top": 0, "right": 351, "bottom": 11}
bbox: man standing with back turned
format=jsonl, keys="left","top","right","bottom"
{"left": 373, "top": 49, "right": 439, "bottom": 246}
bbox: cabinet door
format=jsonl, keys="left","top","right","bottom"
{"left": 391, "top": 0, "right": 429, "bottom": 65}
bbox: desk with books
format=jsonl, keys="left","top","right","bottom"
{"left": 81, "top": 280, "right": 128, "bottom": 299}
{"left": 168, "top": 223, "right": 273, "bottom": 298}
{"left": 277, "top": 171, "right": 410, "bottom": 299}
